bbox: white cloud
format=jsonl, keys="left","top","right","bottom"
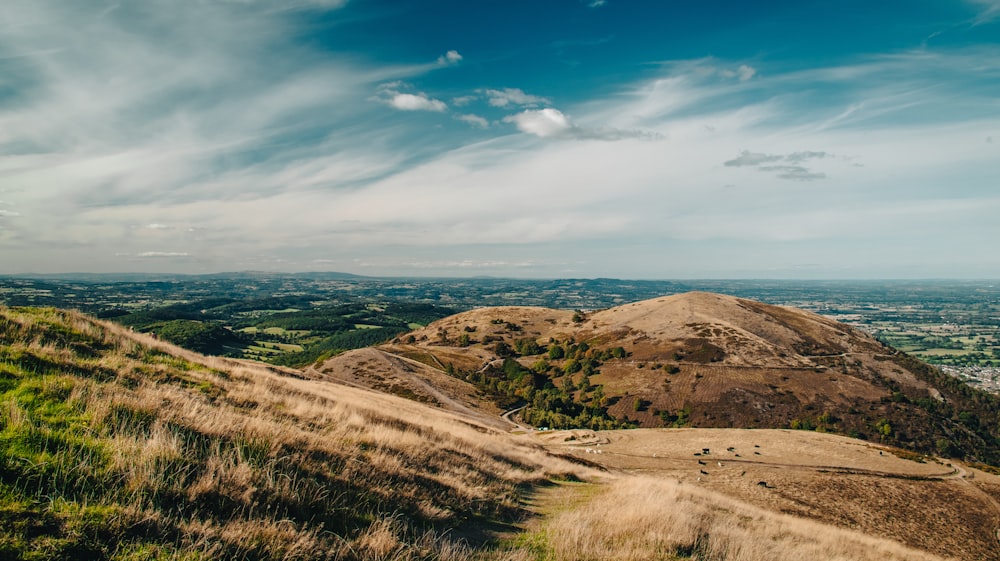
{"left": 504, "top": 108, "right": 573, "bottom": 137}
{"left": 588, "top": 0, "right": 607, "bottom": 7}
{"left": 457, "top": 114, "right": 489, "bottom": 128}
{"left": 145, "top": 223, "right": 170, "bottom": 230}
{"left": 388, "top": 92, "right": 447, "bottom": 112}
{"left": 0, "top": 210, "right": 21, "bottom": 217}
{"left": 504, "top": 108, "right": 659, "bottom": 141}
{"left": 481, "top": 88, "right": 551, "bottom": 108}
{"left": 137, "top": 251, "right": 190, "bottom": 258}
{"left": 437, "top": 50, "right": 463, "bottom": 65}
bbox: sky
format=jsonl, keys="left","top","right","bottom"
{"left": 0, "top": 1, "right": 998, "bottom": 279}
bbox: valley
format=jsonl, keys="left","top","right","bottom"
{"left": 2, "top": 275, "right": 998, "bottom": 376}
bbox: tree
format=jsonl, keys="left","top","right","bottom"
{"left": 493, "top": 341, "right": 514, "bottom": 358}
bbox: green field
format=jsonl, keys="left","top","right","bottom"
{"left": 874, "top": 323, "right": 1000, "bottom": 367}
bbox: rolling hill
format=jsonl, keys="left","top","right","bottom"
{"left": 3, "top": 303, "right": 999, "bottom": 560}
{"left": 320, "top": 291, "right": 1000, "bottom": 465}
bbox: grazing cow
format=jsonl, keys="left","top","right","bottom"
{"left": 757, "top": 481, "right": 768, "bottom": 488}
{"left": 700, "top": 469, "right": 709, "bottom": 475}
{"left": 697, "top": 460, "right": 706, "bottom": 465}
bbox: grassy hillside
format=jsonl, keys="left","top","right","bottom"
{"left": 0, "top": 305, "right": 976, "bottom": 561}
{"left": 0, "top": 306, "right": 575, "bottom": 560}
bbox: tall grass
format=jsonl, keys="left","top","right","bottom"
{"left": 0, "top": 307, "right": 581, "bottom": 560}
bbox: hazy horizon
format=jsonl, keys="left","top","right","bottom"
{"left": 1, "top": 1, "right": 998, "bottom": 278}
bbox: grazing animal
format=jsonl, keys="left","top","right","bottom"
{"left": 727, "top": 447, "right": 735, "bottom": 452}
{"left": 697, "top": 460, "right": 706, "bottom": 465}
{"left": 702, "top": 448, "right": 710, "bottom": 454}
{"left": 717, "top": 462, "right": 723, "bottom": 467}
{"left": 700, "top": 469, "right": 708, "bottom": 475}
{"left": 757, "top": 481, "right": 768, "bottom": 488}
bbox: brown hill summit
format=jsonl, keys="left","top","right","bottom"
{"left": 318, "top": 292, "right": 1000, "bottom": 464}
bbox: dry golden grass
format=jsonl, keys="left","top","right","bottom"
{"left": 0, "top": 306, "right": 588, "bottom": 560}
{"left": 535, "top": 476, "right": 951, "bottom": 561}
{"left": 541, "top": 427, "right": 1000, "bottom": 560}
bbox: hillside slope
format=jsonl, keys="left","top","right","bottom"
{"left": 2, "top": 304, "right": 990, "bottom": 561}
{"left": 0, "top": 306, "right": 581, "bottom": 560}
{"left": 321, "top": 292, "right": 1000, "bottom": 464}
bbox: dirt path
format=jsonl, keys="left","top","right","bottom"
{"left": 307, "top": 350, "right": 506, "bottom": 429}
{"left": 500, "top": 405, "right": 531, "bottom": 431}
{"left": 950, "top": 464, "right": 1000, "bottom": 546}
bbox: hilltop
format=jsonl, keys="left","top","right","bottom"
{"left": 321, "top": 292, "right": 1000, "bottom": 464}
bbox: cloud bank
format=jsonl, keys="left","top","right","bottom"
{"left": 0, "top": 2, "right": 997, "bottom": 277}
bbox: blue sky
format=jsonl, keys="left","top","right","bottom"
{"left": 0, "top": 1, "right": 998, "bottom": 278}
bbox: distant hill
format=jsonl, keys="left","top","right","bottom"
{"left": 321, "top": 291, "right": 1000, "bottom": 464}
